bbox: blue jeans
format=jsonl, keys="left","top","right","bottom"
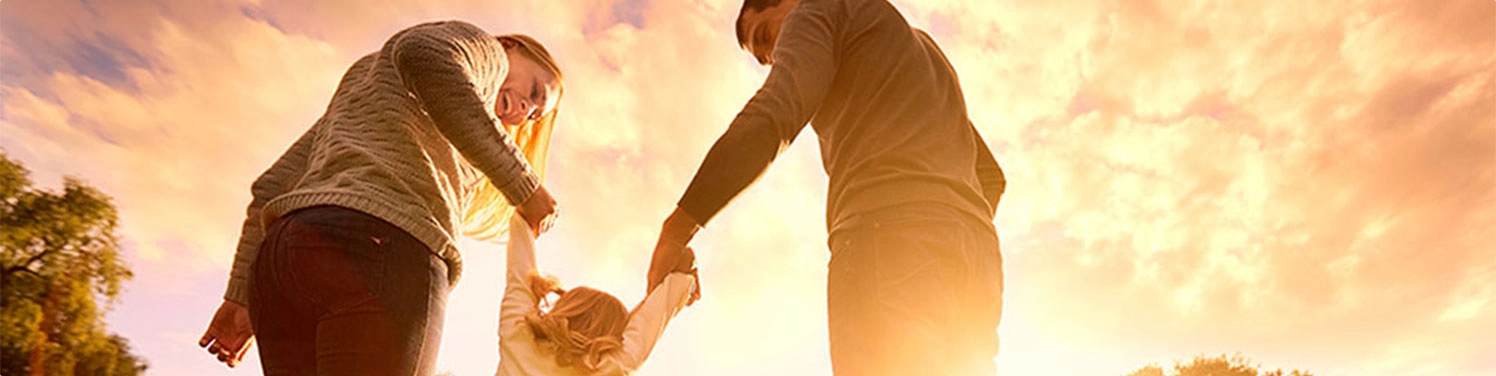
{"left": 827, "top": 204, "right": 1003, "bottom": 376}
{"left": 249, "top": 206, "right": 448, "bottom": 376}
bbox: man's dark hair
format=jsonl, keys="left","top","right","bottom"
{"left": 735, "top": 0, "right": 783, "bottom": 49}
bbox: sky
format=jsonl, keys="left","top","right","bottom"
{"left": 1, "top": 0, "right": 1493, "bottom": 375}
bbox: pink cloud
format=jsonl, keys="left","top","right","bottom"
{"left": 2, "top": 0, "right": 1492, "bottom": 375}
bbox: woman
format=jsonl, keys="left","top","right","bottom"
{"left": 197, "top": 20, "right": 566, "bottom": 376}
{"left": 497, "top": 214, "right": 699, "bottom": 376}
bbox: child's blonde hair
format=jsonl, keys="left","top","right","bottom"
{"left": 524, "top": 273, "right": 630, "bottom": 371}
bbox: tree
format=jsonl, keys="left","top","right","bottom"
{"left": 1126, "top": 365, "right": 1167, "bottom": 376}
{"left": 1126, "top": 354, "right": 1313, "bottom": 376}
{"left": 0, "top": 152, "right": 147, "bottom": 376}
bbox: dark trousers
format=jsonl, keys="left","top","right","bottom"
{"left": 827, "top": 205, "right": 1003, "bottom": 376}
{"left": 248, "top": 206, "right": 448, "bottom": 376}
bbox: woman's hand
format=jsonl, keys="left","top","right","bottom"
{"left": 199, "top": 300, "right": 255, "bottom": 367}
{"left": 516, "top": 184, "right": 558, "bottom": 236}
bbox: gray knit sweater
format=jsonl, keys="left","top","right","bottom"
{"left": 225, "top": 21, "right": 538, "bottom": 305}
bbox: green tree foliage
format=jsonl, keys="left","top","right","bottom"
{"left": 1126, "top": 354, "right": 1313, "bottom": 376}
{"left": 0, "top": 152, "right": 147, "bottom": 375}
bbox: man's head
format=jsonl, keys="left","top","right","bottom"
{"left": 735, "top": 0, "right": 800, "bottom": 65}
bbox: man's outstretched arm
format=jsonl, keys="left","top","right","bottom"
{"left": 647, "top": 3, "right": 843, "bottom": 293}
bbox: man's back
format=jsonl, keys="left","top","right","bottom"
{"left": 803, "top": 0, "right": 990, "bottom": 230}
{"left": 659, "top": 2, "right": 1006, "bottom": 373}
{"left": 675, "top": 0, "right": 996, "bottom": 231}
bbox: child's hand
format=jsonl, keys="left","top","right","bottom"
{"left": 675, "top": 247, "right": 701, "bottom": 306}
{"left": 673, "top": 246, "right": 697, "bottom": 273}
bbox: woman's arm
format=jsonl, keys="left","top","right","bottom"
{"left": 203, "top": 132, "right": 312, "bottom": 365}
{"left": 223, "top": 130, "right": 315, "bottom": 305}
{"left": 616, "top": 272, "right": 697, "bottom": 369}
{"left": 498, "top": 213, "right": 540, "bottom": 332}
{"left": 388, "top": 21, "right": 541, "bottom": 206}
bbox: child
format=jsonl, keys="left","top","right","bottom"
{"left": 497, "top": 214, "right": 699, "bottom": 375}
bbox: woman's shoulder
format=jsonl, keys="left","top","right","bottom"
{"left": 391, "top": 20, "right": 493, "bottom": 41}
{"left": 376, "top": 20, "right": 503, "bottom": 67}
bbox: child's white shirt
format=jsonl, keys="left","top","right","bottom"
{"left": 495, "top": 215, "right": 696, "bottom": 376}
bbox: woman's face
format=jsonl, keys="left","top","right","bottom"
{"left": 497, "top": 51, "right": 560, "bottom": 127}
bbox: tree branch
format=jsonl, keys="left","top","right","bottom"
{"left": 1, "top": 248, "right": 55, "bottom": 279}
{"left": 3, "top": 264, "right": 42, "bottom": 279}
{"left": 19, "top": 248, "right": 56, "bottom": 270}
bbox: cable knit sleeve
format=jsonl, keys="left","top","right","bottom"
{"left": 224, "top": 130, "right": 314, "bottom": 305}
{"left": 389, "top": 20, "right": 540, "bottom": 205}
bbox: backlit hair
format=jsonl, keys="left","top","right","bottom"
{"left": 462, "top": 34, "right": 565, "bottom": 241}
{"left": 523, "top": 273, "right": 630, "bottom": 371}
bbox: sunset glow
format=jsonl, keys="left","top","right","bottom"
{"left": 2, "top": 0, "right": 1493, "bottom": 375}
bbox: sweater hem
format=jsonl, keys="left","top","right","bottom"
{"left": 261, "top": 191, "right": 464, "bottom": 287}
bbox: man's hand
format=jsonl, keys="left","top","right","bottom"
{"left": 516, "top": 184, "right": 559, "bottom": 236}
{"left": 648, "top": 208, "right": 702, "bottom": 295}
{"left": 647, "top": 240, "right": 685, "bottom": 293}
{"left": 199, "top": 300, "right": 255, "bottom": 368}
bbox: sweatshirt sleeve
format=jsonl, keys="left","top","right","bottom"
{"left": 615, "top": 272, "right": 697, "bottom": 369}
{"left": 389, "top": 20, "right": 541, "bottom": 205}
{"left": 499, "top": 214, "right": 540, "bottom": 333}
{"left": 970, "top": 122, "right": 1005, "bottom": 217}
{"left": 224, "top": 130, "right": 314, "bottom": 305}
{"left": 675, "top": 3, "right": 842, "bottom": 225}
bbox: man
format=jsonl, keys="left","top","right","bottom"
{"left": 645, "top": 0, "right": 1007, "bottom": 375}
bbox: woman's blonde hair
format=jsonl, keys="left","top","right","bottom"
{"left": 463, "top": 34, "right": 565, "bottom": 240}
{"left": 523, "top": 273, "right": 630, "bottom": 371}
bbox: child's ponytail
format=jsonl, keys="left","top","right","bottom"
{"left": 521, "top": 279, "right": 629, "bottom": 371}
{"left": 527, "top": 272, "right": 565, "bottom": 308}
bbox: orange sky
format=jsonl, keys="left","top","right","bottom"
{"left": 2, "top": 0, "right": 1493, "bottom": 375}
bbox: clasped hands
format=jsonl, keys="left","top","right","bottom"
{"left": 646, "top": 208, "right": 703, "bottom": 305}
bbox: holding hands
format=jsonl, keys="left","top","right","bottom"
{"left": 516, "top": 184, "right": 559, "bottom": 236}
{"left": 648, "top": 208, "right": 703, "bottom": 305}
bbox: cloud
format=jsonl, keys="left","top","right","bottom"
{"left": 892, "top": 0, "right": 1496, "bottom": 374}
{"left": 3, "top": 5, "right": 346, "bottom": 265}
{"left": 2, "top": 0, "right": 1493, "bottom": 375}
{"left": 3, "top": 2, "right": 349, "bottom": 373}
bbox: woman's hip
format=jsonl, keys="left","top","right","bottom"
{"left": 253, "top": 205, "right": 447, "bottom": 316}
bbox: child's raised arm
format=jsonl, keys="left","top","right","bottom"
{"left": 499, "top": 214, "right": 541, "bottom": 332}
{"left": 616, "top": 248, "right": 698, "bottom": 370}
